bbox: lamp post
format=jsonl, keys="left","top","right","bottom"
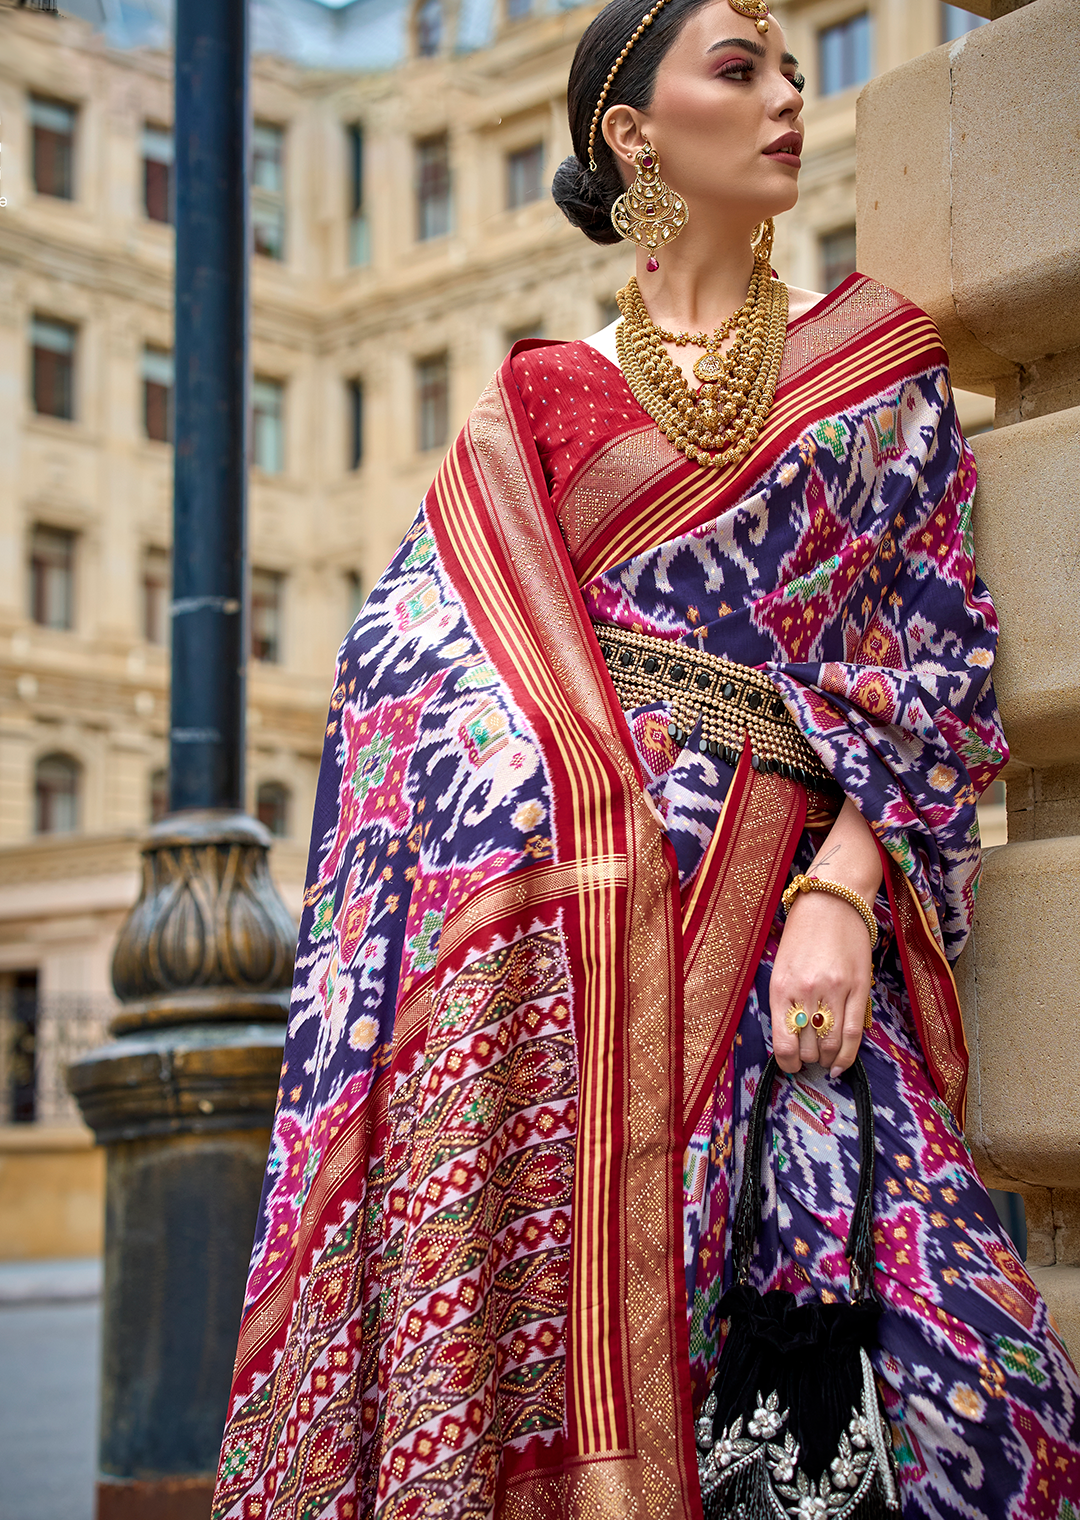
{"left": 68, "top": 4, "right": 294, "bottom": 1516}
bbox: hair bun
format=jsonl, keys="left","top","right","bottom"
{"left": 551, "top": 154, "right": 623, "bottom": 247}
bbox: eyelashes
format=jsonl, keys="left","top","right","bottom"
{"left": 716, "top": 60, "right": 806, "bottom": 94}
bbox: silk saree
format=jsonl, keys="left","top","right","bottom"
{"left": 213, "top": 275, "right": 1080, "bottom": 1520}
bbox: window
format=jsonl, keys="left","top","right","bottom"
{"left": 416, "top": 134, "right": 451, "bottom": 242}
{"left": 149, "top": 768, "right": 169, "bottom": 823}
{"left": 0, "top": 971, "right": 39, "bottom": 1124}
{"left": 941, "top": 4, "right": 988, "bottom": 41}
{"left": 143, "top": 546, "right": 171, "bottom": 645}
{"left": 347, "top": 378, "right": 364, "bottom": 470}
{"left": 818, "top": 12, "right": 871, "bottom": 96}
{"left": 252, "top": 377, "right": 285, "bottom": 474}
{"left": 506, "top": 0, "right": 531, "bottom": 19}
{"left": 416, "top": 0, "right": 442, "bottom": 56}
{"left": 142, "top": 123, "right": 173, "bottom": 223}
{"left": 252, "top": 122, "right": 285, "bottom": 260}
{"left": 252, "top": 568, "right": 284, "bottom": 663}
{"left": 34, "top": 753, "right": 80, "bottom": 835}
{"left": 29, "top": 525, "right": 76, "bottom": 630}
{"left": 346, "top": 570, "right": 365, "bottom": 624}
{"left": 256, "top": 781, "right": 290, "bottom": 838}
{"left": 142, "top": 345, "right": 174, "bottom": 442}
{"left": 31, "top": 315, "right": 76, "bottom": 420}
{"left": 416, "top": 353, "right": 449, "bottom": 453}
{"left": 347, "top": 122, "right": 370, "bottom": 267}
{"left": 30, "top": 95, "right": 76, "bottom": 199}
{"left": 819, "top": 226, "right": 858, "bottom": 293}
{"left": 506, "top": 142, "right": 544, "bottom": 210}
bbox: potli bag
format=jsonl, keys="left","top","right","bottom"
{"left": 695, "top": 1056, "right": 901, "bottom": 1520}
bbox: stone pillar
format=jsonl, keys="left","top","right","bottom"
{"left": 856, "top": 0, "right": 1080, "bottom": 1348}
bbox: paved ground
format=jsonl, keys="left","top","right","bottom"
{"left": 0, "top": 1260, "right": 101, "bottom": 1520}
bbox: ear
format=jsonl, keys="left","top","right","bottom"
{"left": 601, "top": 105, "right": 651, "bottom": 183}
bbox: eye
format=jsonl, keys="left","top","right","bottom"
{"left": 716, "top": 58, "right": 754, "bottom": 80}
{"left": 789, "top": 71, "right": 806, "bottom": 92}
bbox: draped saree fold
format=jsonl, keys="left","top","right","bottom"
{"left": 212, "top": 276, "right": 1039, "bottom": 1520}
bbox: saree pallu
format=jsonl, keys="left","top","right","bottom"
{"left": 213, "top": 276, "right": 1072, "bottom": 1520}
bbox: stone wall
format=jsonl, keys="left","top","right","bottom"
{"left": 856, "top": 0, "right": 1080, "bottom": 1349}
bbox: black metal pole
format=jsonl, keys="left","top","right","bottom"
{"left": 171, "top": 0, "right": 248, "bottom": 813}
{"left": 68, "top": 4, "right": 296, "bottom": 1514}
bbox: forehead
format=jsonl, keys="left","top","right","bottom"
{"left": 668, "top": 0, "right": 793, "bottom": 62}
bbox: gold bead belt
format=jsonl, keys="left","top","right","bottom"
{"left": 593, "top": 620, "right": 832, "bottom": 787}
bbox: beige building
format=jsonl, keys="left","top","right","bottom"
{"left": 0, "top": 0, "right": 998, "bottom": 1198}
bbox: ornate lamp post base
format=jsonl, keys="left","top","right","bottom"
{"left": 68, "top": 811, "right": 294, "bottom": 1519}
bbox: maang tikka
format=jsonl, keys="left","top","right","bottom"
{"left": 610, "top": 141, "right": 688, "bottom": 270}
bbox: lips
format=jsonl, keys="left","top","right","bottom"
{"left": 765, "top": 132, "right": 803, "bottom": 158}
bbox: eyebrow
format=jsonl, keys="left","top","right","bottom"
{"left": 706, "top": 36, "right": 801, "bottom": 68}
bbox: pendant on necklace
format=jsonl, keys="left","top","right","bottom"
{"left": 693, "top": 351, "right": 725, "bottom": 384}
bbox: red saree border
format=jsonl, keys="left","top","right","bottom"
{"left": 680, "top": 742, "right": 808, "bottom": 1136}
{"left": 555, "top": 280, "right": 948, "bottom": 587}
{"left": 425, "top": 361, "right": 703, "bottom": 1518}
{"left": 878, "top": 843, "right": 969, "bottom": 1128}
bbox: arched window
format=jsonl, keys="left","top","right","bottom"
{"left": 256, "top": 781, "right": 290, "bottom": 838}
{"left": 149, "top": 768, "right": 169, "bottom": 824}
{"left": 416, "top": 0, "right": 442, "bottom": 56}
{"left": 34, "top": 753, "right": 80, "bottom": 835}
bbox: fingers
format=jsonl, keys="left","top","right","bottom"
{"left": 771, "top": 998, "right": 802, "bottom": 1074}
{"left": 829, "top": 987, "right": 868, "bottom": 1080}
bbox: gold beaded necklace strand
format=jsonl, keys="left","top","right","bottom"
{"left": 614, "top": 260, "right": 789, "bottom": 470}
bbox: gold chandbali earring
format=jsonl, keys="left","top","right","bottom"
{"left": 614, "top": 217, "right": 788, "bottom": 470}
{"left": 610, "top": 141, "right": 688, "bottom": 271}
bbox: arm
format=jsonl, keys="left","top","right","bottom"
{"left": 769, "top": 797, "right": 882, "bottom": 1079}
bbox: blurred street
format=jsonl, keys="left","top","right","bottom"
{"left": 0, "top": 1261, "right": 100, "bottom": 1520}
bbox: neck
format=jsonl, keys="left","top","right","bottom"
{"left": 634, "top": 213, "right": 762, "bottom": 333}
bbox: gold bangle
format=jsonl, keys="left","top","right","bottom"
{"left": 780, "top": 873, "right": 879, "bottom": 950}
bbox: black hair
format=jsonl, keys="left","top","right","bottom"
{"left": 551, "top": 0, "right": 717, "bottom": 245}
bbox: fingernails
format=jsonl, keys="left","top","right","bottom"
{"left": 830, "top": 1065, "right": 843, "bottom": 1080}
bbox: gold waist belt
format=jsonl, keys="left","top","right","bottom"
{"left": 593, "top": 620, "right": 832, "bottom": 787}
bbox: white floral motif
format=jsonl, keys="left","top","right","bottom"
{"left": 697, "top": 1383, "right": 900, "bottom": 1520}
{"left": 748, "top": 1389, "right": 786, "bottom": 1439}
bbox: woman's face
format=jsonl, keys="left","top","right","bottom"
{"left": 612, "top": 1, "right": 805, "bottom": 225}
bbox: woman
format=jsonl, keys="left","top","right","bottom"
{"left": 213, "top": 1, "right": 1080, "bottom": 1516}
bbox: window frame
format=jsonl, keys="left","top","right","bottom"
{"left": 142, "top": 122, "right": 174, "bottom": 224}
{"left": 34, "top": 752, "right": 81, "bottom": 835}
{"left": 252, "top": 375, "right": 286, "bottom": 475}
{"left": 818, "top": 224, "right": 858, "bottom": 294}
{"left": 252, "top": 120, "right": 286, "bottom": 261}
{"left": 817, "top": 11, "right": 872, "bottom": 98}
{"left": 416, "top": 352, "right": 450, "bottom": 454}
{"left": 29, "top": 523, "right": 77, "bottom": 631}
{"left": 142, "top": 546, "right": 171, "bottom": 646}
{"left": 255, "top": 780, "right": 291, "bottom": 838}
{"left": 30, "top": 94, "right": 77, "bottom": 201}
{"left": 506, "top": 141, "right": 545, "bottom": 211}
{"left": 251, "top": 567, "right": 285, "bottom": 664}
{"left": 415, "top": 133, "right": 452, "bottom": 243}
{"left": 142, "top": 345, "right": 174, "bottom": 443}
{"left": 31, "top": 314, "right": 77, "bottom": 422}
{"left": 347, "top": 377, "right": 364, "bottom": 471}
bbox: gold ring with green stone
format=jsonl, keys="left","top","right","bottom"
{"left": 786, "top": 1002, "right": 809, "bottom": 1035}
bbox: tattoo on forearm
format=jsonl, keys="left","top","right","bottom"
{"left": 811, "top": 844, "right": 840, "bottom": 877}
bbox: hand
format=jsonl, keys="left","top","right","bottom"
{"left": 769, "top": 799, "right": 882, "bottom": 1079}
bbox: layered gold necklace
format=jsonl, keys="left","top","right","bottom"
{"left": 614, "top": 244, "right": 789, "bottom": 470}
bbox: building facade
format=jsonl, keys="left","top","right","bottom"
{"left": 0, "top": 0, "right": 997, "bottom": 1141}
